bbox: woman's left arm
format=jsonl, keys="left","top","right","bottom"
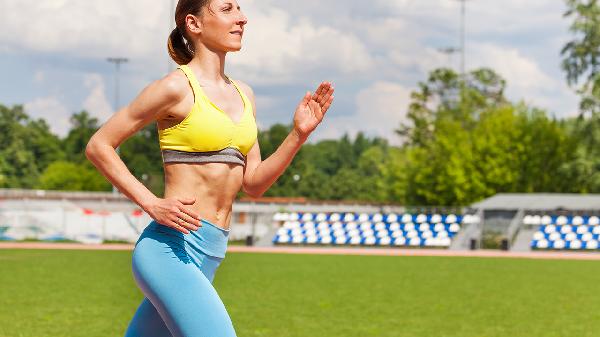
{"left": 236, "top": 81, "right": 334, "bottom": 198}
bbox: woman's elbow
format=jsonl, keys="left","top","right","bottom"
{"left": 85, "top": 137, "right": 100, "bottom": 162}
{"left": 243, "top": 184, "right": 264, "bottom": 198}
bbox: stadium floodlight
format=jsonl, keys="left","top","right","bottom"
{"left": 106, "top": 57, "right": 129, "bottom": 195}
{"left": 454, "top": 0, "right": 473, "bottom": 77}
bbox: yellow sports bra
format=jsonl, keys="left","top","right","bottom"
{"left": 158, "top": 64, "right": 258, "bottom": 167}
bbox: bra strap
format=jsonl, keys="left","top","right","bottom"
{"left": 178, "top": 64, "right": 202, "bottom": 102}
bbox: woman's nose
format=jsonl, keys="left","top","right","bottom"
{"left": 238, "top": 12, "right": 248, "bottom": 26}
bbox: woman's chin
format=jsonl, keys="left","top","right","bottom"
{"left": 226, "top": 44, "right": 243, "bottom": 52}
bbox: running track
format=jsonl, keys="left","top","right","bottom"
{"left": 1, "top": 242, "right": 600, "bottom": 260}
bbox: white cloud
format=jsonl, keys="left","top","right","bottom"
{"left": 24, "top": 96, "right": 71, "bottom": 137}
{"left": 1, "top": 0, "right": 168, "bottom": 60}
{"left": 228, "top": 7, "right": 374, "bottom": 84}
{"left": 82, "top": 73, "right": 113, "bottom": 123}
{"left": 33, "top": 71, "right": 45, "bottom": 84}
{"left": 311, "top": 82, "right": 412, "bottom": 146}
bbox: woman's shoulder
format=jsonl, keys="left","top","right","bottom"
{"left": 154, "top": 68, "right": 191, "bottom": 102}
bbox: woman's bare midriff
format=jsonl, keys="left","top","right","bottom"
{"left": 163, "top": 162, "right": 245, "bottom": 230}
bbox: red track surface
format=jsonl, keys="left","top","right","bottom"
{"left": 2, "top": 242, "right": 600, "bottom": 260}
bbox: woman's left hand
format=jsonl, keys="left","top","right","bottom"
{"left": 293, "top": 82, "right": 334, "bottom": 139}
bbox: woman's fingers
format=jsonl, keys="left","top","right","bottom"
{"left": 177, "top": 211, "right": 201, "bottom": 229}
{"left": 178, "top": 205, "right": 202, "bottom": 226}
{"left": 312, "top": 82, "right": 327, "bottom": 101}
{"left": 166, "top": 219, "right": 190, "bottom": 234}
{"left": 170, "top": 214, "right": 198, "bottom": 232}
{"left": 322, "top": 95, "right": 334, "bottom": 114}
{"left": 319, "top": 87, "right": 334, "bottom": 108}
{"left": 314, "top": 83, "right": 334, "bottom": 108}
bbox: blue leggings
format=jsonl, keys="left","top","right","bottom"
{"left": 124, "top": 219, "right": 237, "bottom": 337}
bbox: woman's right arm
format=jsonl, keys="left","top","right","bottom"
{"left": 85, "top": 71, "right": 201, "bottom": 234}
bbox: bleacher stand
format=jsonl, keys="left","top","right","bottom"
{"left": 528, "top": 214, "right": 600, "bottom": 250}
{"left": 272, "top": 212, "right": 478, "bottom": 248}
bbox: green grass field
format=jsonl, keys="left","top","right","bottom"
{"left": 1, "top": 249, "right": 600, "bottom": 337}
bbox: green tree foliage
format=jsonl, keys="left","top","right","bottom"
{"left": 63, "top": 110, "right": 99, "bottom": 163}
{"left": 38, "top": 161, "right": 111, "bottom": 191}
{"left": 0, "top": 105, "right": 64, "bottom": 188}
{"left": 120, "top": 123, "right": 164, "bottom": 196}
{"left": 397, "top": 68, "right": 577, "bottom": 206}
{"left": 562, "top": 0, "right": 600, "bottom": 114}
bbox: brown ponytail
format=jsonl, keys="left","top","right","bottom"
{"left": 167, "top": 0, "right": 210, "bottom": 65}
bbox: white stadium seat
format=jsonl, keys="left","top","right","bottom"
{"left": 553, "top": 240, "right": 566, "bottom": 249}
{"left": 358, "top": 213, "right": 370, "bottom": 222}
{"left": 316, "top": 213, "right": 327, "bottom": 221}
{"left": 449, "top": 224, "right": 461, "bottom": 233}
{"left": 549, "top": 232, "right": 561, "bottom": 241}
{"left": 344, "top": 213, "right": 356, "bottom": 222}
{"left": 560, "top": 225, "right": 572, "bottom": 234}
{"left": 393, "top": 237, "right": 407, "bottom": 246}
{"left": 532, "top": 231, "right": 545, "bottom": 241}
{"left": 320, "top": 236, "right": 332, "bottom": 244}
{"left": 386, "top": 213, "right": 398, "bottom": 222}
{"left": 364, "top": 237, "right": 376, "bottom": 245}
{"left": 586, "top": 240, "right": 599, "bottom": 249}
{"left": 330, "top": 213, "right": 341, "bottom": 222}
{"left": 379, "top": 237, "right": 391, "bottom": 245}
{"left": 409, "top": 237, "right": 422, "bottom": 246}
{"left": 401, "top": 214, "right": 413, "bottom": 223}
{"left": 375, "top": 222, "right": 386, "bottom": 231}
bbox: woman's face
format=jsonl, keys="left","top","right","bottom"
{"left": 197, "top": 0, "right": 247, "bottom": 52}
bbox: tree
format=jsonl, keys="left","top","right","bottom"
{"left": 38, "top": 161, "right": 111, "bottom": 191}
{"left": 63, "top": 110, "right": 99, "bottom": 163}
{"left": 562, "top": 0, "right": 600, "bottom": 115}
{"left": 396, "top": 67, "right": 507, "bottom": 146}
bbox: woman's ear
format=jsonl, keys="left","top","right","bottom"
{"left": 185, "top": 14, "right": 202, "bottom": 34}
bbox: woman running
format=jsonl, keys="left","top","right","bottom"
{"left": 85, "top": 0, "right": 334, "bottom": 336}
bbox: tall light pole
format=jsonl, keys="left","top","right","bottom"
{"left": 106, "top": 57, "right": 128, "bottom": 195}
{"left": 456, "top": 0, "right": 471, "bottom": 78}
{"left": 437, "top": 47, "right": 460, "bottom": 70}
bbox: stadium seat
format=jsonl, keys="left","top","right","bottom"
{"left": 271, "top": 212, "right": 470, "bottom": 248}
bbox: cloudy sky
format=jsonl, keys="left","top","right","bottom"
{"left": 0, "top": 0, "right": 579, "bottom": 145}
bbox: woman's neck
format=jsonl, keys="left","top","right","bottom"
{"left": 187, "top": 45, "right": 228, "bottom": 85}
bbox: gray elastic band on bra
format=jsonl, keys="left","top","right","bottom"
{"left": 161, "top": 147, "right": 246, "bottom": 167}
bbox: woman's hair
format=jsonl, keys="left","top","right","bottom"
{"left": 167, "top": 0, "right": 211, "bottom": 65}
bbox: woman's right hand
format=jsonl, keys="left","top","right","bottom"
{"left": 144, "top": 197, "right": 202, "bottom": 234}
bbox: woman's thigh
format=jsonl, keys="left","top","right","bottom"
{"left": 124, "top": 297, "right": 172, "bottom": 337}
{"left": 129, "top": 232, "right": 236, "bottom": 337}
